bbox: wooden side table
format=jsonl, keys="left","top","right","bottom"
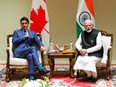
{"left": 48, "top": 51, "right": 75, "bottom": 78}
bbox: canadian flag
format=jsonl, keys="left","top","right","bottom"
{"left": 30, "top": 0, "right": 49, "bottom": 54}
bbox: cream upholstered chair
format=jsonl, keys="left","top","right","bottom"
{"left": 96, "top": 30, "right": 113, "bottom": 80}
{"left": 6, "top": 34, "right": 45, "bottom": 81}
{"left": 75, "top": 30, "right": 113, "bottom": 80}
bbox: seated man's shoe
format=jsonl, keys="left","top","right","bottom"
{"left": 40, "top": 68, "right": 49, "bottom": 75}
{"left": 83, "top": 76, "right": 92, "bottom": 82}
{"left": 91, "top": 77, "right": 97, "bottom": 83}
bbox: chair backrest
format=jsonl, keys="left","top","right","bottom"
{"left": 99, "top": 30, "right": 113, "bottom": 64}
{"left": 7, "top": 33, "right": 44, "bottom": 64}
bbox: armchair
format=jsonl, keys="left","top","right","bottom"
{"left": 75, "top": 30, "right": 113, "bottom": 80}
{"left": 6, "top": 34, "right": 45, "bottom": 81}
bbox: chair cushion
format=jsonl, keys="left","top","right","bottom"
{"left": 10, "top": 57, "right": 28, "bottom": 65}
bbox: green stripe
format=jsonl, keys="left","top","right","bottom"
{"left": 76, "top": 22, "right": 83, "bottom": 38}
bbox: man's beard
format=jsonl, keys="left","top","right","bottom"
{"left": 86, "top": 29, "right": 92, "bottom": 33}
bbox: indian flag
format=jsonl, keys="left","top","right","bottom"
{"left": 76, "top": 0, "right": 95, "bottom": 38}
{"left": 30, "top": 0, "right": 49, "bottom": 54}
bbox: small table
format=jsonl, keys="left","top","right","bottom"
{"left": 48, "top": 51, "right": 75, "bottom": 78}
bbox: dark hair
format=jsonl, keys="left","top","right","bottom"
{"left": 20, "top": 16, "right": 29, "bottom": 24}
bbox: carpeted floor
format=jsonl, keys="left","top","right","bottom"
{"left": 0, "top": 64, "right": 116, "bottom": 87}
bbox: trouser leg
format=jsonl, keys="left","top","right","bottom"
{"left": 29, "top": 46, "right": 40, "bottom": 65}
{"left": 30, "top": 47, "right": 43, "bottom": 70}
{"left": 74, "top": 70, "right": 78, "bottom": 75}
{"left": 28, "top": 47, "right": 43, "bottom": 71}
{"left": 84, "top": 70, "right": 92, "bottom": 77}
{"left": 26, "top": 54, "right": 34, "bottom": 74}
{"left": 92, "top": 72, "right": 97, "bottom": 78}
{"left": 29, "top": 47, "right": 49, "bottom": 75}
{"left": 84, "top": 70, "right": 97, "bottom": 78}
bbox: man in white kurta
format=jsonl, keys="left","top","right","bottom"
{"left": 73, "top": 20, "right": 103, "bottom": 83}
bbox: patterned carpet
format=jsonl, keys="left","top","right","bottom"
{"left": 0, "top": 64, "right": 116, "bottom": 87}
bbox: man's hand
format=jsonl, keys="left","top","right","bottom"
{"left": 79, "top": 49, "right": 87, "bottom": 56}
{"left": 40, "top": 46, "right": 45, "bottom": 52}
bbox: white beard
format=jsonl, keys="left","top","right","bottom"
{"left": 86, "top": 29, "right": 92, "bottom": 33}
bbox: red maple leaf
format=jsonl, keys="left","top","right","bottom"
{"left": 30, "top": 6, "right": 48, "bottom": 34}
{"left": 43, "top": 0, "right": 46, "bottom": 3}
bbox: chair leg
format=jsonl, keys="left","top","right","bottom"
{"left": 70, "top": 58, "right": 76, "bottom": 78}
{"left": 106, "top": 67, "right": 111, "bottom": 80}
{"left": 76, "top": 70, "right": 80, "bottom": 78}
{"left": 6, "top": 68, "right": 10, "bottom": 82}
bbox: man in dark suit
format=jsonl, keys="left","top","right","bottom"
{"left": 12, "top": 16, "right": 49, "bottom": 80}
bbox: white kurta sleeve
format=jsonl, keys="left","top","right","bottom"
{"left": 86, "top": 32, "right": 102, "bottom": 53}
{"left": 75, "top": 33, "right": 82, "bottom": 51}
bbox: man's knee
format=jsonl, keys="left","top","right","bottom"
{"left": 26, "top": 54, "right": 32, "bottom": 60}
